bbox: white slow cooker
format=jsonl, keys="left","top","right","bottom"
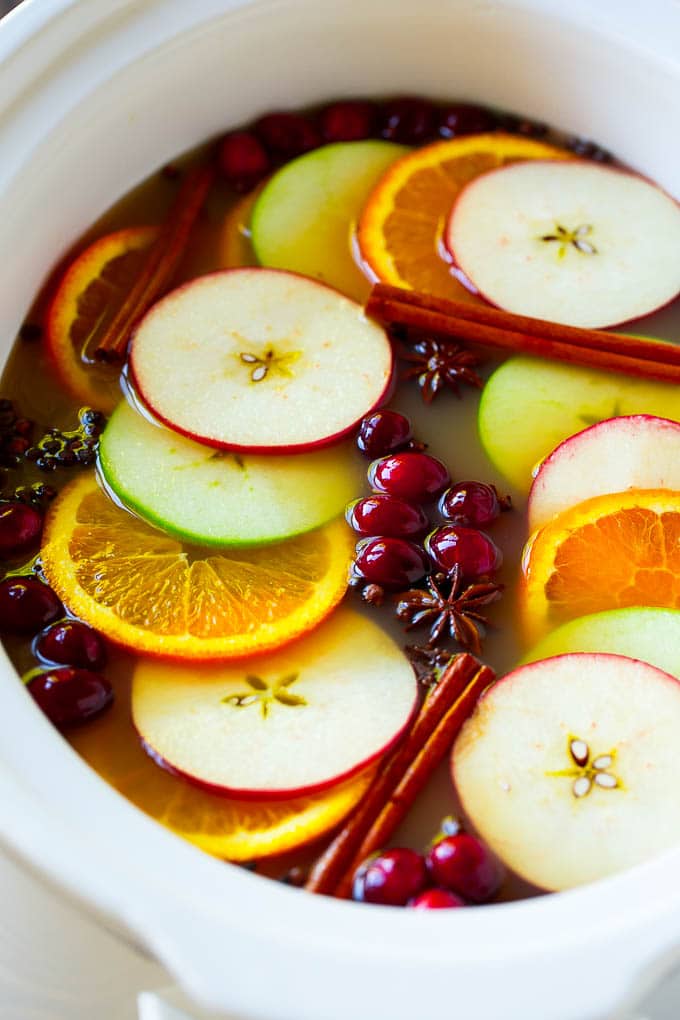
{"left": 1, "top": 2, "right": 680, "bottom": 1017}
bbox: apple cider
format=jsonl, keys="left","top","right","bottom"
{"left": 2, "top": 96, "right": 680, "bottom": 905}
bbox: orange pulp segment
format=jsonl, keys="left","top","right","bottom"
{"left": 357, "top": 133, "right": 571, "bottom": 301}
{"left": 69, "top": 663, "right": 374, "bottom": 860}
{"left": 521, "top": 489, "right": 680, "bottom": 642}
{"left": 41, "top": 476, "right": 353, "bottom": 660}
{"left": 45, "top": 226, "right": 158, "bottom": 413}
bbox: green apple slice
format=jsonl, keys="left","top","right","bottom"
{"left": 251, "top": 140, "right": 408, "bottom": 300}
{"left": 445, "top": 160, "right": 680, "bottom": 328}
{"left": 452, "top": 652, "right": 680, "bottom": 890}
{"left": 98, "top": 399, "right": 364, "bottom": 547}
{"left": 522, "top": 607, "right": 680, "bottom": 678}
{"left": 133, "top": 607, "right": 418, "bottom": 800}
{"left": 478, "top": 355, "right": 680, "bottom": 493}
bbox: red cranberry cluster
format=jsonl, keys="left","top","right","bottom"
{"left": 0, "top": 501, "right": 112, "bottom": 730}
{"left": 218, "top": 99, "right": 502, "bottom": 193}
{"left": 352, "top": 821, "right": 502, "bottom": 909}
{"left": 346, "top": 411, "right": 506, "bottom": 599}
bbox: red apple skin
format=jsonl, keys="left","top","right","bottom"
{"left": 128, "top": 267, "right": 395, "bottom": 456}
{"left": 443, "top": 159, "right": 680, "bottom": 330}
{"left": 528, "top": 414, "right": 680, "bottom": 531}
{"left": 135, "top": 676, "right": 419, "bottom": 802}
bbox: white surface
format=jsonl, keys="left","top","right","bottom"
{"left": 3, "top": 2, "right": 680, "bottom": 1020}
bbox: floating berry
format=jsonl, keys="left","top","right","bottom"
{"left": 0, "top": 577, "right": 63, "bottom": 634}
{"left": 319, "top": 100, "right": 376, "bottom": 142}
{"left": 0, "top": 502, "right": 42, "bottom": 559}
{"left": 25, "top": 407, "right": 106, "bottom": 472}
{"left": 353, "top": 848, "right": 428, "bottom": 906}
{"left": 439, "top": 481, "right": 510, "bottom": 528}
{"left": 346, "top": 495, "right": 429, "bottom": 539}
{"left": 379, "top": 97, "right": 437, "bottom": 145}
{"left": 369, "top": 452, "right": 450, "bottom": 503}
{"left": 408, "top": 888, "right": 466, "bottom": 910}
{"left": 426, "top": 526, "right": 502, "bottom": 579}
{"left": 219, "top": 131, "right": 271, "bottom": 192}
{"left": 437, "top": 103, "right": 497, "bottom": 138}
{"left": 255, "top": 112, "right": 321, "bottom": 158}
{"left": 35, "top": 620, "right": 107, "bottom": 671}
{"left": 0, "top": 398, "right": 34, "bottom": 469}
{"left": 28, "top": 667, "right": 113, "bottom": 730}
{"left": 426, "top": 833, "right": 502, "bottom": 903}
{"left": 356, "top": 410, "right": 413, "bottom": 459}
{"left": 354, "top": 536, "right": 429, "bottom": 588}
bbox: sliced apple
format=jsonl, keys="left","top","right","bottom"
{"left": 98, "top": 399, "right": 364, "bottom": 547}
{"left": 129, "top": 267, "right": 393, "bottom": 453}
{"left": 452, "top": 653, "right": 680, "bottom": 890}
{"left": 251, "top": 141, "right": 408, "bottom": 301}
{"left": 132, "top": 607, "right": 418, "bottom": 800}
{"left": 523, "top": 607, "right": 680, "bottom": 679}
{"left": 445, "top": 160, "right": 680, "bottom": 328}
{"left": 478, "top": 356, "right": 680, "bottom": 493}
{"left": 528, "top": 415, "right": 680, "bottom": 530}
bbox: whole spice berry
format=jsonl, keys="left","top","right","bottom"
{"left": 395, "top": 567, "right": 503, "bottom": 655}
{"left": 400, "top": 338, "right": 485, "bottom": 403}
{"left": 25, "top": 407, "right": 106, "bottom": 472}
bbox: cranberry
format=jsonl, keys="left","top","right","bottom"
{"left": 409, "top": 888, "right": 466, "bottom": 910}
{"left": 356, "top": 410, "right": 413, "bottom": 459}
{"left": 0, "top": 577, "right": 62, "bottom": 635}
{"left": 319, "top": 100, "right": 376, "bottom": 142}
{"left": 426, "top": 526, "right": 502, "bottom": 579}
{"left": 426, "top": 834, "right": 502, "bottom": 903}
{"left": 219, "top": 131, "right": 271, "bottom": 192}
{"left": 0, "top": 501, "right": 42, "bottom": 558}
{"left": 255, "top": 112, "right": 321, "bottom": 159}
{"left": 437, "top": 103, "right": 497, "bottom": 138}
{"left": 439, "top": 481, "right": 505, "bottom": 528}
{"left": 28, "top": 667, "right": 113, "bottom": 730}
{"left": 35, "top": 620, "right": 107, "bottom": 670}
{"left": 353, "top": 848, "right": 428, "bottom": 906}
{"left": 378, "top": 97, "right": 437, "bottom": 145}
{"left": 354, "top": 536, "right": 429, "bottom": 588}
{"left": 346, "top": 495, "right": 429, "bottom": 539}
{"left": 369, "top": 452, "right": 450, "bottom": 504}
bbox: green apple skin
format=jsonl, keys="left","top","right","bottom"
{"left": 522, "top": 607, "right": 680, "bottom": 678}
{"left": 250, "top": 140, "right": 409, "bottom": 300}
{"left": 478, "top": 355, "right": 680, "bottom": 492}
{"left": 98, "top": 399, "right": 364, "bottom": 548}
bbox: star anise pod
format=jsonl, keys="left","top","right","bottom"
{"left": 395, "top": 567, "right": 503, "bottom": 655}
{"left": 400, "top": 337, "right": 485, "bottom": 404}
{"left": 405, "top": 644, "right": 457, "bottom": 687}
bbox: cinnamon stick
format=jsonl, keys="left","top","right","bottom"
{"left": 367, "top": 285, "right": 680, "bottom": 384}
{"left": 304, "top": 653, "right": 481, "bottom": 896}
{"left": 333, "top": 664, "right": 495, "bottom": 899}
{"left": 93, "top": 162, "right": 216, "bottom": 362}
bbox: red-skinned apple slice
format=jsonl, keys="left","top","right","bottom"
{"left": 132, "top": 607, "right": 418, "bottom": 800}
{"left": 445, "top": 160, "right": 680, "bottom": 328}
{"left": 528, "top": 414, "right": 680, "bottom": 530}
{"left": 128, "top": 267, "right": 393, "bottom": 453}
{"left": 452, "top": 653, "right": 680, "bottom": 890}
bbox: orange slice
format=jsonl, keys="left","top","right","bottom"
{"left": 41, "top": 476, "right": 353, "bottom": 660}
{"left": 45, "top": 226, "right": 158, "bottom": 413}
{"left": 357, "top": 133, "right": 571, "bottom": 301}
{"left": 69, "top": 665, "right": 373, "bottom": 860}
{"left": 521, "top": 489, "right": 680, "bottom": 642}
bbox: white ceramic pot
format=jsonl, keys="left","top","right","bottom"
{"left": 1, "top": 2, "right": 680, "bottom": 1018}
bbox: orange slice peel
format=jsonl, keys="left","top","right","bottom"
{"left": 521, "top": 488, "right": 680, "bottom": 643}
{"left": 357, "top": 133, "right": 572, "bottom": 301}
{"left": 40, "top": 476, "right": 353, "bottom": 660}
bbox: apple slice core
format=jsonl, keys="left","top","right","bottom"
{"left": 129, "top": 268, "right": 393, "bottom": 453}
{"left": 132, "top": 608, "right": 418, "bottom": 800}
{"left": 528, "top": 414, "right": 680, "bottom": 530}
{"left": 446, "top": 160, "right": 680, "bottom": 328}
{"left": 453, "top": 652, "right": 680, "bottom": 890}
